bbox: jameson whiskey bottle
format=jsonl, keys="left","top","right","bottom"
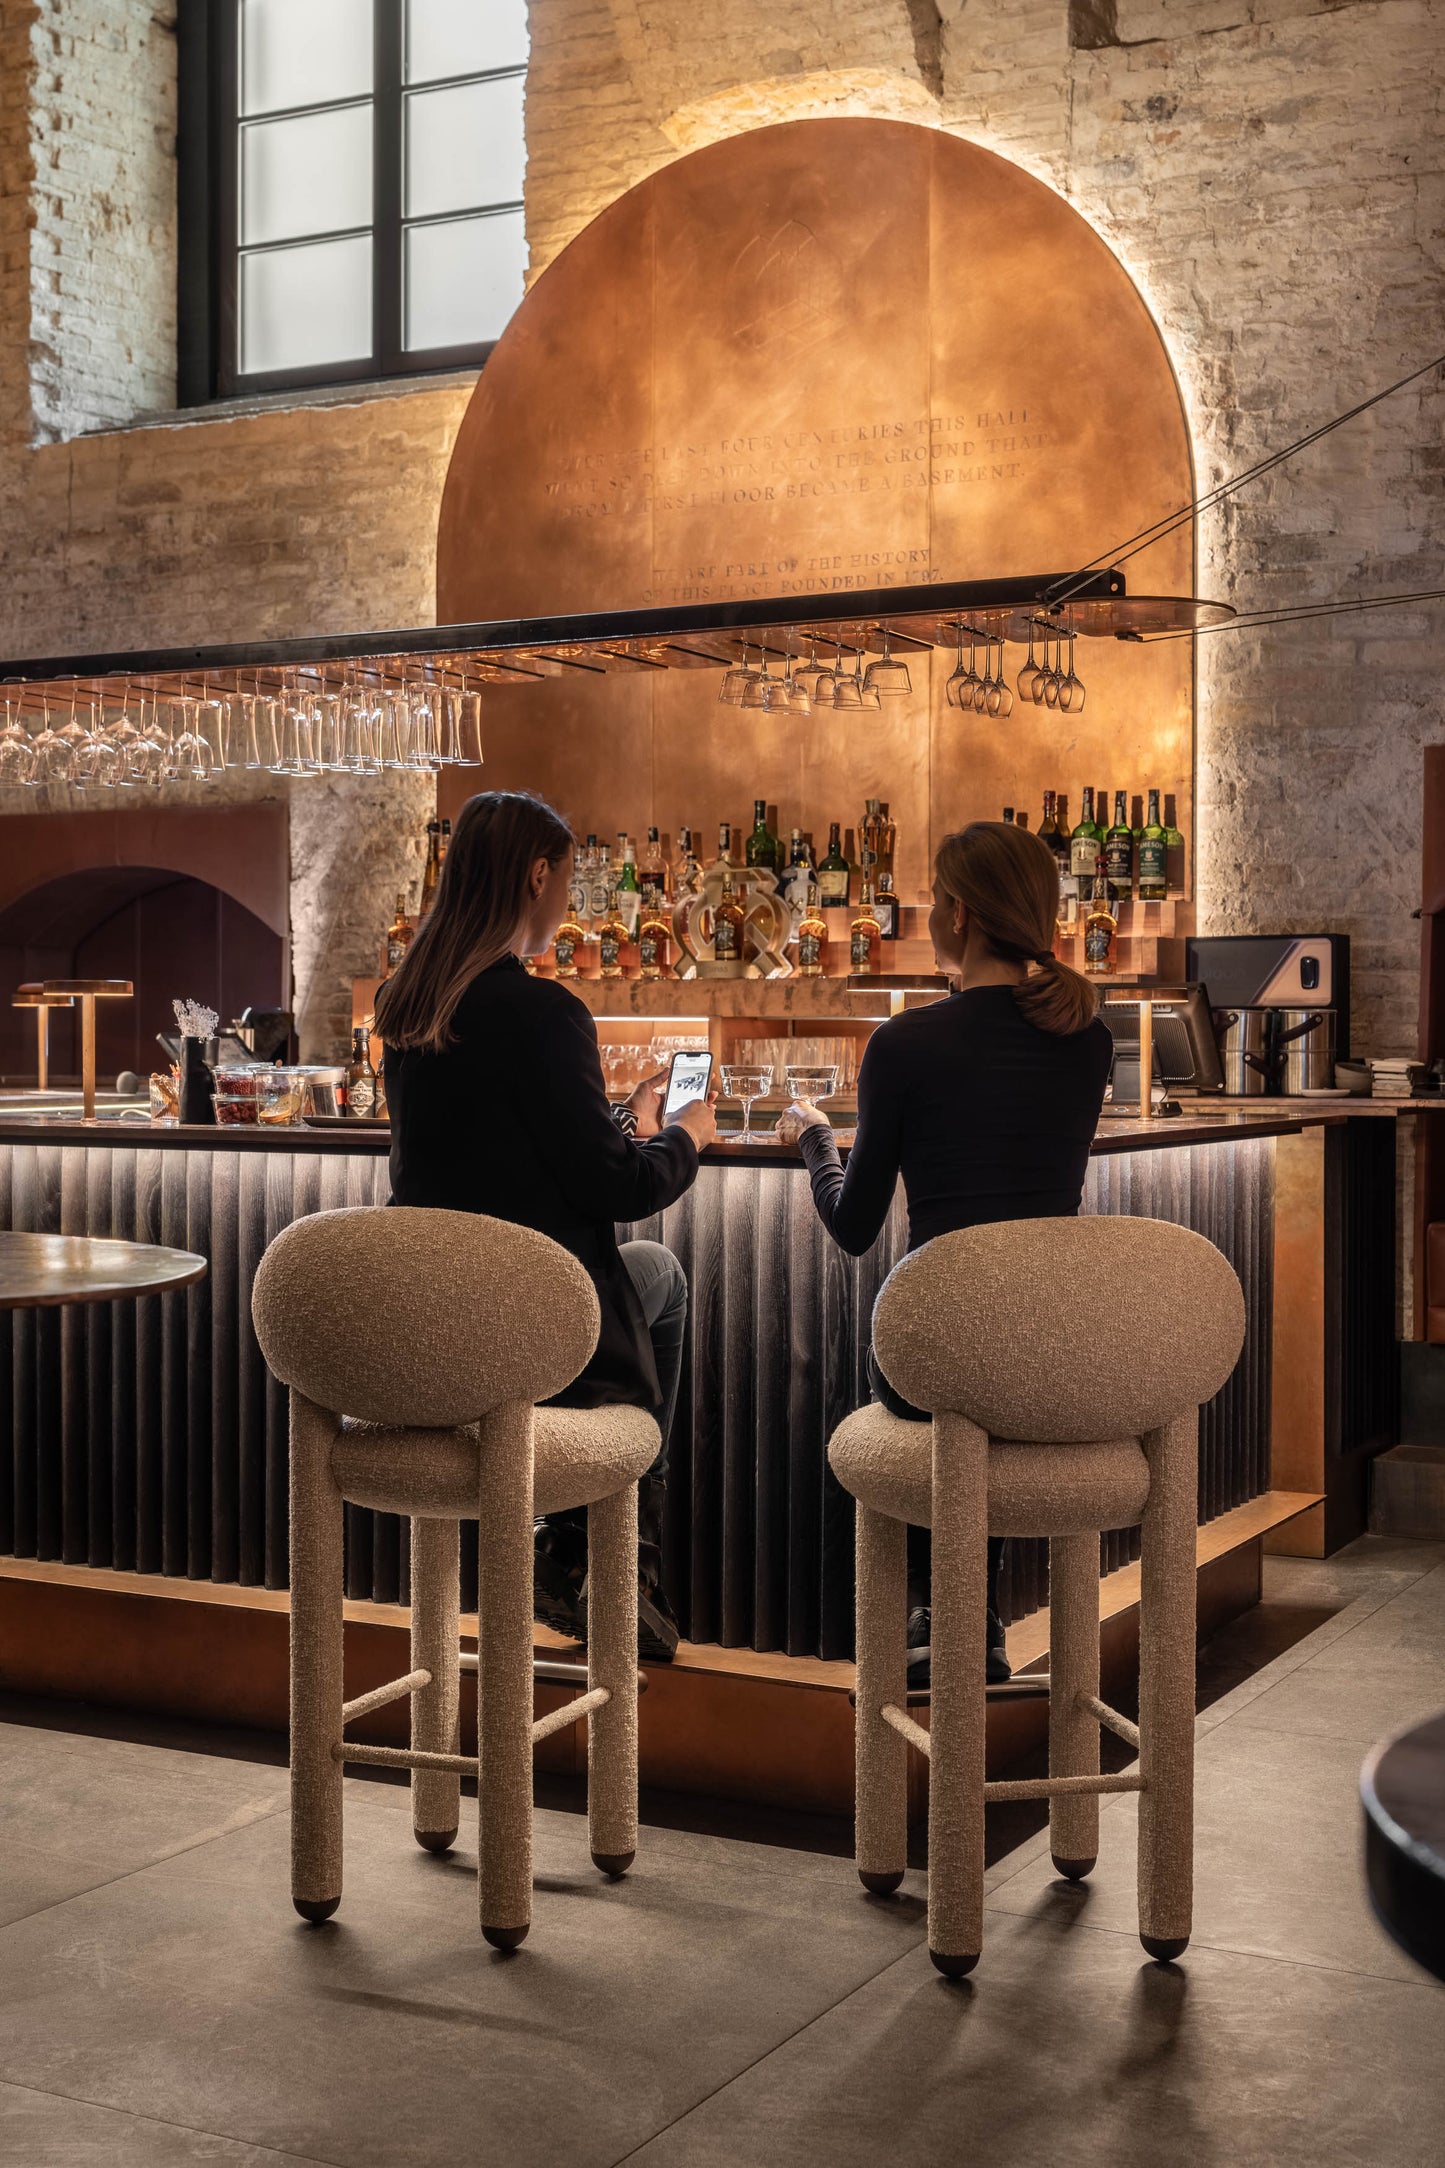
{"left": 713, "top": 869, "right": 744, "bottom": 964}
{"left": 598, "top": 888, "right": 629, "bottom": 978}
{"left": 797, "top": 879, "right": 827, "bottom": 976}
{"left": 745, "top": 798, "right": 780, "bottom": 875}
{"left": 382, "top": 892, "right": 415, "bottom": 977}
{"left": 553, "top": 892, "right": 587, "bottom": 978}
{"left": 419, "top": 819, "right": 442, "bottom": 919}
{"left": 1070, "top": 787, "right": 1102, "bottom": 881}
{"left": 615, "top": 833, "right": 641, "bottom": 938}
{"left": 1084, "top": 864, "right": 1117, "bottom": 977}
{"left": 345, "top": 1025, "right": 376, "bottom": 1116}
{"left": 1138, "top": 789, "right": 1167, "bottom": 902}
{"left": 1104, "top": 790, "right": 1134, "bottom": 893}
{"left": 637, "top": 878, "right": 671, "bottom": 980}
{"left": 818, "top": 821, "right": 850, "bottom": 908}
{"left": 1039, "top": 789, "right": 1069, "bottom": 875}
{"left": 874, "top": 872, "right": 899, "bottom": 940}
{"left": 850, "top": 875, "right": 882, "bottom": 975}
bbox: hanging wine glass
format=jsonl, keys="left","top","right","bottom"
{"left": 1057, "top": 628, "right": 1085, "bottom": 714}
{"left": 719, "top": 641, "right": 759, "bottom": 707}
{"left": 1017, "top": 620, "right": 1043, "bottom": 704}
{"left": 0, "top": 699, "right": 37, "bottom": 787}
{"left": 444, "top": 681, "right": 484, "bottom": 765}
{"left": 945, "top": 624, "right": 970, "bottom": 710}
{"left": 862, "top": 628, "right": 911, "bottom": 698}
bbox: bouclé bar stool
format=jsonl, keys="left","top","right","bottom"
{"left": 251, "top": 1206, "right": 659, "bottom": 1950}
{"left": 829, "top": 1216, "right": 1244, "bottom": 1977}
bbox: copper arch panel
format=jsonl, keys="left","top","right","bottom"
{"left": 436, "top": 119, "right": 1194, "bottom": 900}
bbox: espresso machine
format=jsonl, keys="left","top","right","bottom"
{"left": 1185, "top": 934, "right": 1350, "bottom": 1095}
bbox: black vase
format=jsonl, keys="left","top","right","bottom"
{"left": 178, "top": 1036, "right": 217, "bottom": 1125}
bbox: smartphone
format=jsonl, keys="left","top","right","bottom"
{"left": 662, "top": 1049, "right": 714, "bottom": 1122}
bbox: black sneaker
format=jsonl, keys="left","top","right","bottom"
{"left": 900, "top": 1604, "right": 1012, "bottom": 1689}
{"left": 532, "top": 1527, "right": 586, "bottom": 1642}
{"left": 987, "top": 1607, "right": 1012, "bottom": 1686}
{"left": 576, "top": 1574, "right": 681, "bottom": 1664}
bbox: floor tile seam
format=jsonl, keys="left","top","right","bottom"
{"left": 0, "top": 2074, "right": 345, "bottom": 2168}
{"left": 1217, "top": 1711, "right": 1422, "bottom": 1749}
{"left": 978, "top": 1903, "right": 1439, "bottom": 1990}
{"left": 1187, "top": 1593, "right": 1417, "bottom": 1724}
{"left": 0, "top": 1798, "right": 296, "bottom": 1928}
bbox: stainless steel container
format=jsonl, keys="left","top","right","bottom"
{"left": 1274, "top": 1008, "right": 1335, "bottom": 1094}
{"left": 1213, "top": 1008, "right": 1272, "bottom": 1096}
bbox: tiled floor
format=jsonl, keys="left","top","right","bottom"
{"left": 2, "top": 1537, "right": 1442, "bottom": 2167}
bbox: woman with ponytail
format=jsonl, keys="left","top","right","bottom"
{"left": 778, "top": 821, "right": 1112, "bottom": 1681}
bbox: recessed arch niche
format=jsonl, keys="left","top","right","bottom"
{"left": 437, "top": 118, "right": 1194, "bottom": 901}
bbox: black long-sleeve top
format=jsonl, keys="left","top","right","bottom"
{"left": 385, "top": 956, "right": 699, "bottom": 1411}
{"left": 797, "top": 983, "right": 1113, "bottom": 1256}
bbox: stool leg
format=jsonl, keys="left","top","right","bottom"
{"left": 586, "top": 1482, "right": 639, "bottom": 1876}
{"left": 1048, "top": 1531, "right": 1100, "bottom": 1880}
{"left": 1137, "top": 1411, "right": 1199, "bottom": 1962}
{"left": 927, "top": 1413, "right": 989, "bottom": 1977}
{"left": 410, "top": 1516, "right": 461, "bottom": 1854}
{"left": 289, "top": 1394, "right": 344, "bottom": 1924}
{"left": 854, "top": 1503, "right": 908, "bottom": 1896}
{"left": 476, "top": 1401, "right": 536, "bottom": 1950}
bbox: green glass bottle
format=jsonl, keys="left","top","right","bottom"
{"left": 615, "top": 832, "right": 641, "bottom": 939}
{"left": 745, "top": 797, "right": 781, "bottom": 875}
{"left": 1162, "top": 792, "right": 1185, "bottom": 897}
{"left": 818, "top": 820, "right": 851, "bottom": 908}
{"left": 1138, "top": 789, "right": 1167, "bottom": 901}
{"left": 1104, "top": 790, "right": 1134, "bottom": 893}
{"left": 1069, "top": 787, "right": 1101, "bottom": 882}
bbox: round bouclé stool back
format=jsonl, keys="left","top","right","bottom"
{"left": 252, "top": 1206, "right": 600, "bottom": 1425}
{"left": 872, "top": 1216, "right": 1245, "bottom": 1441}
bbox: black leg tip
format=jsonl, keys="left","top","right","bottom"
{"left": 929, "top": 1947, "right": 979, "bottom": 1979}
{"left": 591, "top": 1849, "right": 635, "bottom": 1878}
{"left": 859, "top": 1869, "right": 905, "bottom": 1895}
{"left": 482, "top": 1922, "right": 530, "bottom": 1952}
{"left": 1052, "top": 1855, "right": 1097, "bottom": 1883}
{"left": 1140, "top": 1933, "right": 1189, "bottom": 1963}
{"left": 414, "top": 1826, "right": 458, "bottom": 1855}
{"left": 293, "top": 1896, "right": 340, "bottom": 1924}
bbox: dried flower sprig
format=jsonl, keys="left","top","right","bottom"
{"left": 173, "top": 999, "right": 219, "bottom": 1040}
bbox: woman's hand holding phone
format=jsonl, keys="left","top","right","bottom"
{"left": 668, "top": 1095, "right": 718, "bottom": 1151}
{"left": 625, "top": 1066, "right": 669, "bottom": 1138}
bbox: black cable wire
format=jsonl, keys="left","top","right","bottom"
{"left": 1137, "top": 586, "right": 1445, "bottom": 642}
{"left": 1044, "top": 351, "right": 1445, "bottom": 609}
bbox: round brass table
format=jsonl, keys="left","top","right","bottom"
{"left": 0, "top": 1231, "right": 207, "bottom": 1310}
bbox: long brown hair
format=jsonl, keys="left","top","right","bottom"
{"left": 934, "top": 821, "right": 1097, "bottom": 1035}
{"left": 374, "top": 791, "right": 573, "bottom": 1053}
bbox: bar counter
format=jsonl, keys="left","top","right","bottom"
{"left": 0, "top": 1101, "right": 1392, "bottom": 1663}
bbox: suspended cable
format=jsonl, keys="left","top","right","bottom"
{"left": 1044, "top": 351, "right": 1445, "bottom": 609}
{"left": 1136, "top": 585, "right": 1445, "bottom": 643}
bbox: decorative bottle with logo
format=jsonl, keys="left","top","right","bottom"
{"left": 1138, "top": 789, "right": 1167, "bottom": 901}
{"left": 713, "top": 869, "right": 745, "bottom": 964}
{"left": 553, "top": 891, "right": 587, "bottom": 978}
{"left": 642, "top": 825, "right": 667, "bottom": 895}
{"left": 345, "top": 1025, "right": 377, "bottom": 1116}
{"left": 745, "top": 798, "right": 780, "bottom": 875}
{"left": 382, "top": 892, "right": 415, "bottom": 977}
{"left": 1084, "top": 863, "right": 1117, "bottom": 976}
{"left": 818, "top": 821, "right": 850, "bottom": 908}
{"left": 874, "top": 872, "right": 899, "bottom": 940}
{"left": 1104, "top": 790, "right": 1134, "bottom": 895}
{"left": 797, "top": 880, "right": 827, "bottom": 977}
{"left": 1162, "top": 793, "right": 1185, "bottom": 896}
{"left": 1040, "top": 789, "right": 1069, "bottom": 874}
{"left": 587, "top": 839, "right": 614, "bottom": 932}
{"left": 638, "top": 877, "right": 671, "bottom": 980}
{"left": 778, "top": 827, "right": 814, "bottom": 939}
{"left": 860, "top": 799, "right": 896, "bottom": 883}
{"left": 598, "top": 888, "right": 629, "bottom": 979}
{"left": 615, "top": 833, "right": 641, "bottom": 938}
{"left": 419, "top": 820, "right": 442, "bottom": 919}
{"left": 850, "top": 875, "right": 882, "bottom": 975}
{"left": 1070, "top": 787, "right": 1101, "bottom": 882}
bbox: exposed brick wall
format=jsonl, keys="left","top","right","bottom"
{"left": 1, "top": 0, "right": 1442, "bottom": 1062}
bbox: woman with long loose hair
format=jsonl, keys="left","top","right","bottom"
{"left": 778, "top": 821, "right": 1112, "bottom": 1682}
{"left": 379, "top": 791, "right": 715, "bottom": 1662}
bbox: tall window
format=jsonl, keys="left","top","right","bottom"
{"left": 179, "top": 0, "right": 529, "bottom": 401}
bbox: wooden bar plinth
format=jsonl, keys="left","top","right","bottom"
{"left": 0, "top": 1491, "right": 1317, "bottom": 1818}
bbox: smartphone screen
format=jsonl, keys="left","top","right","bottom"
{"left": 662, "top": 1049, "right": 713, "bottom": 1121}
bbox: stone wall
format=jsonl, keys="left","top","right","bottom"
{"left": 0, "top": 0, "right": 1442, "bottom": 1056}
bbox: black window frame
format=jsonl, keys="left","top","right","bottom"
{"left": 177, "top": 0, "right": 526, "bottom": 406}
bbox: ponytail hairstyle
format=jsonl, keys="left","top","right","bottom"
{"left": 933, "top": 821, "right": 1098, "bottom": 1036}
{"left": 373, "top": 791, "right": 574, "bottom": 1054}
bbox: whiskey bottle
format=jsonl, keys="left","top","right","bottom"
{"left": 874, "top": 871, "right": 899, "bottom": 941}
{"left": 587, "top": 840, "right": 614, "bottom": 930}
{"left": 554, "top": 888, "right": 587, "bottom": 975}
{"left": 713, "top": 820, "right": 734, "bottom": 872}
{"left": 1002, "top": 806, "right": 1014, "bottom": 825}
{"left": 637, "top": 878, "right": 671, "bottom": 980}
{"left": 1069, "top": 787, "right": 1102, "bottom": 882}
{"left": 382, "top": 892, "right": 415, "bottom": 977}
{"left": 345, "top": 1025, "right": 377, "bottom": 1117}
{"left": 797, "top": 880, "right": 827, "bottom": 977}
{"left": 713, "top": 869, "right": 745, "bottom": 964}
{"left": 1104, "top": 790, "right": 1134, "bottom": 893}
{"left": 615, "top": 833, "right": 641, "bottom": 938}
{"left": 850, "top": 875, "right": 882, "bottom": 975}
{"left": 598, "top": 887, "right": 629, "bottom": 978}
{"left": 1162, "top": 793, "right": 1185, "bottom": 896}
{"left": 778, "top": 827, "right": 814, "bottom": 937}
{"left": 419, "top": 820, "right": 442, "bottom": 919}
{"left": 1084, "top": 864, "right": 1117, "bottom": 977}
{"left": 818, "top": 821, "right": 850, "bottom": 908}
{"left": 745, "top": 798, "right": 780, "bottom": 875}
{"left": 1138, "top": 789, "right": 1167, "bottom": 902}
{"left": 439, "top": 816, "right": 451, "bottom": 862}
{"left": 642, "top": 825, "right": 667, "bottom": 895}
{"left": 673, "top": 826, "right": 701, "bottom": 900}
{"left": 860, "top": 799, "right": 896, "bottom": 881}
{"left": 1039, "top": 789, "right": 1070, "bottom": 874}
